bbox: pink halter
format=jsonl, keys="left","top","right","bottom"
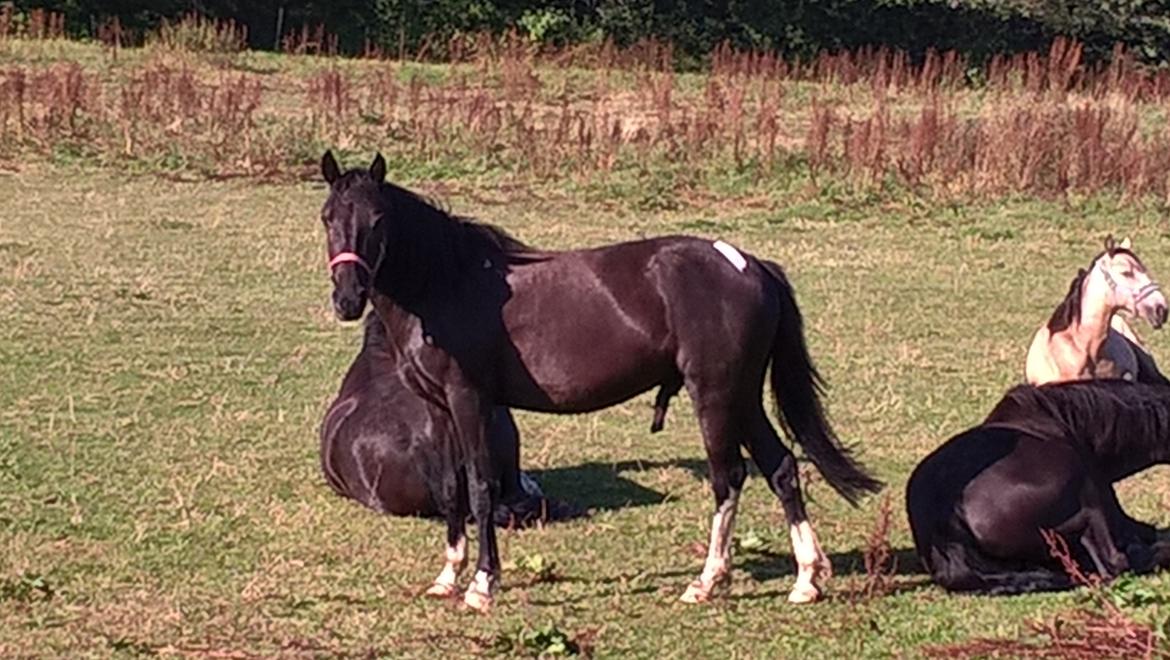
{"left": 329, "top": 251, "right": 371, "bottom": 273}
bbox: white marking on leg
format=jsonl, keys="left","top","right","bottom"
{"left": 788, "top": 520, "right": 830, "bottom": 604}
{"left": 463, "top": 569, "right": 496, "bottom": 613}
{"left": 518, "top": 471, "right": 544, "bottom": 498}
{"left": 425, "top": 536, "right": 466, "bottom": 598}
{"left": 680, "top": 487, "right": 740, "bottom": 604}
{"left": 712, "top": 240, "right": 748, "bottom": 272}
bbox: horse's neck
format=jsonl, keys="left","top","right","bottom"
{"left": 377, "top": 241, "right": 472, "bottom": 308}
{"left": 1066, "top": 271, "right": 1118, "bottom": 356}
{"left": 369, "top": 293, "right": 422, "bottom": 357}
{"left": 1078, "top": 394, "right": 1170, "bottom": 480}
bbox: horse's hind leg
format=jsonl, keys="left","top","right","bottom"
{"left": 679, "top": 404, "right": 746, "bottom": 604}
{"left": 425, "top": 469, "right": 468, "bottom": 599}
{"left": 744, "top": 411, "right": 831, "bottom": 604}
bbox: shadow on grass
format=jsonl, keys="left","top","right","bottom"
{"left": 529, "top": 458, "right": 708, "bottom": 512}
{"left": 737, "top": 546, "right": 926, "bottom": 583}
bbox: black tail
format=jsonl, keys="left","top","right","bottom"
{"left": 762, "top": 260, "right": 883, "bottom": 505}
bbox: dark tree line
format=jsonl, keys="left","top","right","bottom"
{"left": 9, "top": 1, "right": 1170, "bottom": 65}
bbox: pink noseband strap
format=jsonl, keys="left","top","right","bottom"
{"left": 329, "top": 251, "right": 370, "bottom": 273}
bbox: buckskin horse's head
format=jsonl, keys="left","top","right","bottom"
{"left": 319, "top": 151, "right": 387, "bottom": 321}
{"left": 1096, "top": 235, "right": 1168, "bottom": 329}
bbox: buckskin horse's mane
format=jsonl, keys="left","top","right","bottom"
{"left": 1046, "top": 247, "right": 1144, "bottom": 333}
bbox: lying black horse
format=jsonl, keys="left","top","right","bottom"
{"left": 907, "top": 379, "right": 1170, "bottom": 595}
{"left": 319, "top": 310, "right": 582, "bottom": 595}
{"left": 317, "top": 152, "right": 881, "bottom": 611}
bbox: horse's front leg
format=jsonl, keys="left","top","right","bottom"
{"left": 426, "top": 471, "right": 469, "bottom": 599}
{"left": 449, "top": 386, "right": 500, "bottom": 613}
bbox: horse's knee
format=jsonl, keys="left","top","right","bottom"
{"left": 771, "top": 453, "right": 807, "bottom": 524}
{"left": 707, "top": 454, "right": 746, "bottom": 504}
{"left": 725, "top": 458, "right": 746, "bottom": 492}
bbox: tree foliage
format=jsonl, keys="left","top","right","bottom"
{"left": 8, "top": 0, "right": 1170, "bottom": 65}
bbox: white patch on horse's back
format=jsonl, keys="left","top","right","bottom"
{"left": 712, "top": 240, "right": 747, "bottom": 273}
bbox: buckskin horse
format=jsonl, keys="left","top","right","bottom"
{"left": 316, "top": 151, "right": 881, "bottom": 612}
{"left": 319, "top": 311, "right": 581, "bottom": 552}
{"left": 1025, "top": 237, "right": 1168, "bottom": 385}
{"left": 907, "top": 379, "right": 1170, "bottom": 595}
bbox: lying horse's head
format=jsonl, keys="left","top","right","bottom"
{"left": 319, "top": 151, "right": 387, "bottom": 321}
{"left": 1096, "top": 236, "right": 1168, "bottom": 329}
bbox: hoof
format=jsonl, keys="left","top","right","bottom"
{"left": 678, "top": 575, "right": 728, "bottom": 604}
{"left": 817, "top": 559, "right": 834, "bottom": 581}
{"left": 425, "top": 581, "right": 458, "bottom": 599}
{"left": 462, "top": 587, "right": 493, "bottom": 613}
{"left": 787, "top": 582, "right": 821, "bottom": 604}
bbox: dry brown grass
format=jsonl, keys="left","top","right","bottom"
{"left": 923, "top": 530, "right": 1167, "bottom": 659}
{"left": 0, "top": 7, "right": 65, "bottom": 42}
{"left": 3, "top": 30, "right": 1170, "bottom": 198}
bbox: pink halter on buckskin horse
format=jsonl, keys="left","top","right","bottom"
{"left": 1025, "top": 236, "right": 1169, "bottom": 386}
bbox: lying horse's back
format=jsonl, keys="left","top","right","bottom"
{"left": 906, "top": 425, "right": 1078, "bottom": 594}
{"left": 319, "top": 316, "right": 573, "bottom": 525}
{"left": 319, "top": 320, "right": 445, "bottom": 515}
{"left": 908, "top": 381, "right": 1170, "bottom": 595}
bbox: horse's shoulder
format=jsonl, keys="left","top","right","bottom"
{"left": 320, "top": 395, "right": 360, "bottom": 442}
{"left": 1025, "top": 327, "right": 1065, "bottom": 385}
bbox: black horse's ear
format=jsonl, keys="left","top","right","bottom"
{"left": 1104, "top": 234, "right": 1116, "bottom": 254}
{"left": 370, "top": 152, "right": 387, "bottom": 184}
{"left": 321, "top": 150, "right": 341, "bottom": 184}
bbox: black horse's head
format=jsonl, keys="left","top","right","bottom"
{"left": 319, "top": 150, "right": 388, "bottom": 321}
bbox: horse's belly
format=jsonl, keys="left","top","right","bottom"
{"left": 500, "top": 297, "right": 672, "bottom": 411}
{"left": 502, "top": 341, "right": 670, "bottom": 412}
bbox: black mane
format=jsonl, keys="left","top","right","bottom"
{"left": 1046, "top": 268, "right": 1088, "bottom": 332}
{"left": 341, "top": 173, "right": 541, "bottom": 304}
{"left": 988, "top": 380, "right": 1170, "bottom": 477}
{"left": 382, "top": 181, "right": 533, "bottom": 256}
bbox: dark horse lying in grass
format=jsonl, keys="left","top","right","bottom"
{"left": 907, "top": 379, "right": 1170, "bottom": 595}
{"left": 320, "top": 311, "right": 582, "bottom": 557}
{"left": 317, "top": 151, "right": 881, "bottom": 611}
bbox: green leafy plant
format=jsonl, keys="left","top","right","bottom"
{"left": 513, "top": 553, "right": 560, "bottom": 583}
{"left": 0, "top": 573, "right": 54, "bottom": 603}
{"left": 496, "top": 622, "right": 580, "bottom": 657}
{"left": 1106, "top": 573, "right": 1168, "bottom": 609}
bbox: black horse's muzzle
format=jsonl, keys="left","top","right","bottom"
{"left": 332, "top": 285, "right": 367, "bottom": 321}
{"left": 329, "top": 251, "right": 371, "bottom": 321}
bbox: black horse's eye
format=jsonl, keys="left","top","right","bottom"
{"left": 1123, "top": 270, "right": 1134, "bottom": 278}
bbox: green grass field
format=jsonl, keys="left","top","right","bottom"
{"left": 5, "top": 39, "right": 1170, "bottom": 659}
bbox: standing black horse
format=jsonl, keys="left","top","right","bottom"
{"left": 907, "top": 380, "right": 1170, "bottom": 595}
{"left": 320, "top": 311, "right": 581, "bottom": 598}
{"left": 318, "top": 151, "right": 881, "bottom": 611}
